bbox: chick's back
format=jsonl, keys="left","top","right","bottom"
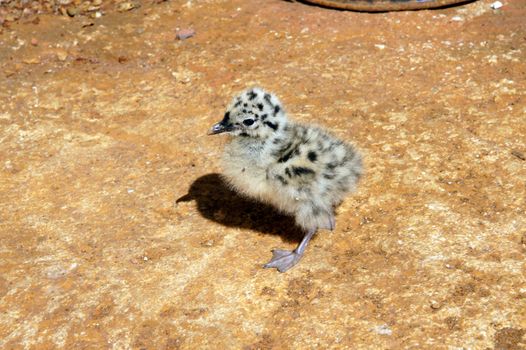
{"left": 267, "top": 123, "right": 362, "bottom": 212}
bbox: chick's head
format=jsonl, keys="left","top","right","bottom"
{"left": 209, "top": 87, "right": 287, "bottom": 139}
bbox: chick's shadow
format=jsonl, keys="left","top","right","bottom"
{"left": 176, "top": 173, "right": 304, "bottom": 244}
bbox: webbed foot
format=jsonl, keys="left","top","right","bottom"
{"left": 263, "top": 249, "right": 303, "bottom": 273}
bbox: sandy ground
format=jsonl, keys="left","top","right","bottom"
{"left": 1, "top": 0, "right": 525, "bottom": 349}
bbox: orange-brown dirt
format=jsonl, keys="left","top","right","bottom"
{"left": 1, "top": 0, "right": 525, "bottom": 349}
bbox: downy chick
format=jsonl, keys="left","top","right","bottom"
{"left": 209, "top": 87, "right": 363, "bottom": 272}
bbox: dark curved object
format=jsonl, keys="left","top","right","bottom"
{"left": 301, "top": 0, "right": 471, "bottom": 11}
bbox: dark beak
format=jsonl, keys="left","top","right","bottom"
{"left": 208, "top": 122, "right": 232, "bottom": 135}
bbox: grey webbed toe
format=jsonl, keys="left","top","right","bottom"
{"left": 263, "top": 249, "right": 303, "bottom": 273}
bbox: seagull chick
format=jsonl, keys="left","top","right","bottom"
{"left": 209, "top": 87, "right": 363, "bottom": 272}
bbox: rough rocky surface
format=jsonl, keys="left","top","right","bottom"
{"left": 1, "top": 0, "right": 525, "bottom": 349}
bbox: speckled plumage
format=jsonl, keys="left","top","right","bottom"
{"left": 209, "top": 87, "right": 363, "bottom": 272}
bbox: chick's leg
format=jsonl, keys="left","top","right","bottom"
{"left": 263, "top": 228, "right": 316, "bottom": 273}
{"left": 318, "top": 212, "right": 335, "bottom": 231}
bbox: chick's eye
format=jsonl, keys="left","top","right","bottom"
{"left": 243, "top": 119, "right": 255, "bottom": 126}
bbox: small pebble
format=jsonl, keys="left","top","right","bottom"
{"left": 66, "top": 7, "right": 78, "bottom": 17}
{"left": 176, "top": 28, "right": 196, "bottom": 40}
{"left": 30, "top": 38, "right": 38, "bottom": 46}
{"left": 372, "top": 324, "right": 392, "bottom": 336}
{"left": 201, "top": 239, "right": 215, "bottom": 247}
{"left": 118, "top": 2, "right": 140, "bottom": 12}
{"left": 23, "top": 57, "right": 41, "bottom": 64}
{"left": 451, "top": 16, "right": 463, "bottom": 22}
{"left": 490, "top": 1, "right": 503, "bottom": 9}
{"left": 430, "top": 300, "right": 442, "bottom": 309}
{"left": 56, "top": 49, "right": 68, "bottom": 61}
{"left": 511, "top": 150, "right": 525, "bottom": 161}
{"left": 81, "top": 20, "right": 95, "bottom": 28}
